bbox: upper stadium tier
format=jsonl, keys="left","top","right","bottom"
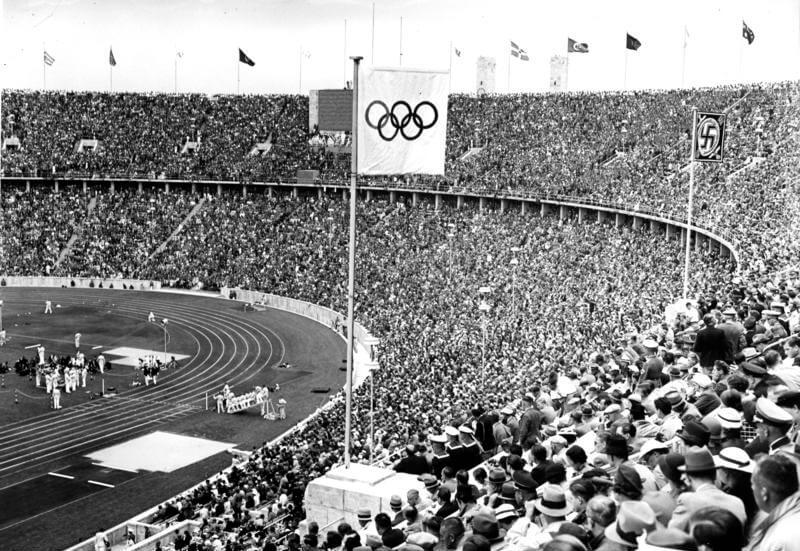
{"left": 2, "top": 82, "right": 799, "bottom": 275}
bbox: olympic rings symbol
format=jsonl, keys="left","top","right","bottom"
{"left": 365, "top": 100, "right": 439, "bottom": 141}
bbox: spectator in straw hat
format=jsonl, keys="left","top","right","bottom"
{"left": 668, "top": 448, "right": 746, "bottom": 531}
{"left": 713, "top": 447, "right": 758, "bottom": 531}
{"left": 602, "top": 501, "right": 656, "bottom": 549}
{"left": 637, "top": 528, "right": 701, "bottom": 551}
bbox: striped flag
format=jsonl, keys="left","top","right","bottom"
{"left": 742, "top": 21, "right": 755, "bottom": 45}
{"left": 43, "top": 50, "right": 55, "bottom": 66}
{"left": 510, "top": 40, "right": 529, "bottom": 61}
{"left": 109, "top": 48, "right": 117, "bottom": 66}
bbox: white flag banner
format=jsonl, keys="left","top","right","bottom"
{"left": 357, "top": 66, "right": 449, "bottom": 175}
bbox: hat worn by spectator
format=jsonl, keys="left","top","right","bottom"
{"left": 604, "top": 404, "right": 622, "bottom": 416}
{"left": 458, "top": 425, "right": 474, "bottom": 435}
{"left": 444, "top": 426, "right": 460, "bottom": 437}
{"left": 642, "top": 339, "right": 659, "bottom": 350}
{"left": 390, "top": 495, "right": 403, "bottom": 510}
{"left": 614, "top": 463, "right": 643, "bottom": 498}
{"left": 717, "top": 407, "right": 742, "bottom": 429}
{"left": 695, "top": 393, "right": 721, "bottom": 417}
{"left": 357, "top": 508, "right": 372, "bottom": 521}
{"left": 488, "top": 469, "right": 507, "bottom": 485}
{"left": 637, "top": 528, "right": 698, "bottom": 551}
{"left": 665, "top": 391, "right": 686, "bottom": 412}
{"left": 722, "top": 308, "right": 737, "bottom": 316}
{"left": 713, "top": 447, "right": 754, "bottom": 474}
{"left": 677, "top": 421, "right": 711, "bottom": 448}
{"left": 581, "top": 405, "right": 594, "bottom": 416}
{"left": 678, "top": 448, "right": 715, "bottom": 474}
{"left": 429, "top": 434, "right": 447, "bottom": 444}
{"left": 657, "top": 453, "right": 686, "bottom": 483}
{"left": 494, "top": 503, "right": 518, "bottom": 521}
{"left": 637, "top": 439, "right": 669, "bottom": 460}
{"left": 641, "top": 491, "right": 677, "bottom": 527}
{"left": 500, "top": 406, "right": 514, "bottom": 416}
{"left": 604, "top": 501, "right": 656, "bottom": 548}
{"left": 776, "top": 390, "right": 800, "bottom": 409}
{"left": 418, "top": 474, "right": 439, "bottom": 490}
{"left": 533, "top": 486, "right": 571, "bottom": 517}
{"left": 754, "top": 397, "right": 793, "bottom": 426}
{"left": 692, "top": 373, "right": 712, "bottom": 389}
{"left": 742, "top": 362, "right": 766, "bottom": 377}
{"left": 628, "top": 393, "right": 642, "bottom": 404}
{"left": 763, "top": 310, "right": 781, "bottom": 317}
{"left": 471, "top": 512, "right": 504, "bottom": 542}
{"left": 512, "top": 470, "right": 536, "bottom": 491}
{"left": 499, "top": 482, "right": 517, "bottom": 502}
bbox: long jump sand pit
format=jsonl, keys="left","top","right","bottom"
{"left": 85, "top": 430, "right": 234, "bottom": 473}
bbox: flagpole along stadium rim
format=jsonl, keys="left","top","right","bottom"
{"left": 365, "top": 66, "right": 448, "bottom": 75}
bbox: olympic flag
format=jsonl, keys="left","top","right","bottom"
{"left": 357, "top": 67, "right": 449, "bottom": 175}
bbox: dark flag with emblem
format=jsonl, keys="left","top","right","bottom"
{"left": 742, "top": 21, "right": 755, "bottom": 45}
{"left": 692, "top": 111, "right": 727, "bottom": 163}
{"left": 567, "top": 38, "right": 589, "bottom": 53}
{"left": 239, "top": 48, "right": 255, "bottom": 66}
{"left": 109, "top": 48, "right": 117, "bottom": 66}
{"left": 626, "top": 33, "right": 641, "bottom": 51}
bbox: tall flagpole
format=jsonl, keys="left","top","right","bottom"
{"left": 448, "top": 41, "right": 453, "bottom": 91}
{"left": 174, "top": 56, "right": 178, "bottom": 93}
{"left": 299, "top": 49, "right": 303, "bottom": 94}
{"left": 508, "top": 53, "right": 511, "bottom": 92}
{"left": 237, "top": 57, "right": 240, "bottom": 95}
{"left": 623, "top": 48, "right": 628, "bottom": 89}
{"left": 399, "top": 17, "right": 403, "bottom": 66}
{"left": 344, "top": 19, "right": 347, "bottom": 87}
{"left": 681, "top": 26, "right": 688, "bottom": 87}
{"left": 42, "top": 47, "right": 46, "bottom": 90}
{"left": 683, "top": 108, "right": 697, "bottom": 300}
{"left": 344, "top": 55, "right": 363, "bottom": 468}
{"left": 565, "top": 55, "right": 570, "bottom": 92}
{"left": 371, "top": 2, "right": 375, "bottom": 63}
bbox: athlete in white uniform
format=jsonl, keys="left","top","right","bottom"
{"left": 44, "top": 300, "right": 53, "bottom": 314}
{"left": 74, "top": 332, "right": 82, "bottom": 349}
{"left": 52, "top": 385, "right": 61, "bottom": 409}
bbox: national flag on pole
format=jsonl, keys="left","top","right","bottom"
{"left": 239, "top": 48, "right": 255, "bottom": 66}
{"left": 109, "top": 48, "right": 117, "bottom": 66}
{"left": 567, "top": 38, "right": 589, "bottom": 53}
{"left": 357, "top": 67, "right": 449, "bottom": 175}
{"left": 626, "top": 33, "right": 641, "bottom": 51}
{"left": 454, "top": 47, "right": 462, "bottom": 57}
{"left": 176, "top": 50, "right": 184, "bottom": 58}
{"left": 510, "top": 40, "right": 530, "bottom": 61}
{"left": 692, "top": 111, "right": 726, "bottom": 162}
{"left": 742, "top": 21, "right": 755, "bottom": 45}
{"left": 43, "top": 51, "right": 55, "bottom": 66}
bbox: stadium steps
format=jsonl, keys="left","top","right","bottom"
{"left": 458, "top": 147, "right": 483, "bottom": 162}
{"left": 54, "top": 196, "right": 97, "bottom": 269}
{"left": 147, "top": 196, "right": 207, "bottom": 261}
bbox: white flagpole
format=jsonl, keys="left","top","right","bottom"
{"left": 681, "top": 26, "right": 688, "bottom": 87}
{"left": 371, "top": 2, "right": 375, "bottom": 63}
{"left": 448, "top": 41, "right": 453, "bottom": 91}
{"left": 299, "top": 49, "right": 302, "bottom": 93}
{"left": 508, "top": 52, "right": 512, "bottom": 92}
{"left": 43, "top": 49, "right": 46, "bottom": 90}
{"left": 344, "top": 19, "right": 347, "bottom": 87}
{"left": 237, "top": 57, "right": 240, "bottom": 95}
{"left": 399, "top": 17, "right": 403, "bottom": 66}
{"left": 344, "top": 55, "right": 363, "bottom": 468}
{"left": 565, "top": 54, "right": 570, "bottom": 92}
{"left": 174, "top": 56, "right": 178, "bottom": 93}
{"left": 623, "top": 48, "right": 628, "bottom": 89}
{"left": 683, "top": 108, "right": 697, "bottom": 300}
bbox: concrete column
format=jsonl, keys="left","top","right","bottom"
{"left": 649, "top": 219, "right": 656, "bottom": 233}
{"left": 720, "top": 245, "right": 730, "bottom": 258}
{"left": 25, "top": 180, "right": 31, "bottom": 192}
{"left": 615, "top": 213, "right": 622, "bottom": 228}
{"left": 559, "top": 205, "right": 566, "bottom": 221}
{"left": 318, "top": 188, "right": 323, "bottom": 200}
{"left": 435, "top": 194, "right": 441, "bottom": 211}
{"left": 500, "top": 198, "right": 507, "bottom": 214}
{"left": 292, "top": 187, "right": 298, "bottom": 198}
{"left": 695, "top": 234, "right": 703, "bottom": 252}
{"left": 666, "top": 224, "right": 674, "bottom": 240}
{"left": 597, "top": 210, "right": 603, "bottom": 223}
{"left": 413, "top": 192, "right": 419, "bottom": 207}
{"left": 632, "top": 217, "right": 642, "bottom": 230}
{"left": 54, "top": 180, "right": 59, "bottom": 193}
{"left": 191, "top": 182, "right": 197, "bottom": 194}
{"left": 390, "top": 190, "right": 397, "bottom": 204}
{"left": 540, "top": 203, "right": 546, "bottom": 217}
{"left": 521, "top": 201, "right": 527, "bottom": 215}
{"left": 680, "top": 228, "right": 686, "bottom": 246}
{"left": 137, "top": 181, "right": 143, "bottom": 193}
{"left": 343, "top": 189, "right": 347, "bottom": 202}
{"left": 242, "top": 185, "right": 247, "bottom": 198}
{"left": 109, "top": 181, "right": 115, "bottom": 194}
{"left": 367, "top": 189, "right": 373, "bottom": 202}
{"left": 217, "top": 183, "right": 223, "bottom": 196}
{"left": 82, "top": 181, "right": 88, "bottom": 193}
{"left": 479, "top": 196, "right": 486, "bottom": 212}
{"left": 577, "top": 207, "right": 585, "bottom": 223}
{"left": 165, "top": 182, "right": 170, "bottom": 194}
{"left": 457, "top": 195, "right": 464, "bottom": 209}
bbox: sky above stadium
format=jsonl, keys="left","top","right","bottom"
{"left": 2, "top": 0, "right": 799, "bottom": 95}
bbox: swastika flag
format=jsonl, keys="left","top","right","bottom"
{"left": 357, "top": 67, "right": 449, "bottom": 175}
{"left": 692, "top": 111, "right": 726, "bottom": 163}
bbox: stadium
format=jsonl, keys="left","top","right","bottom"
{"left": 1, "top": 1, "right": 800, "bottom": 550}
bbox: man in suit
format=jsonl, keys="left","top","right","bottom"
{"left": 693, "top": 314, "right": 729, "bottom": 368}
{"left": 668, "top": 448, "right": 746, "bottom": 531}
{"left": 518, "top": 393, "right": 542, "bottom": 450}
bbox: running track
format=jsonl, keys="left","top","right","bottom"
{"left": 0, "top": 287, "right": 341, "bottom": 483}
